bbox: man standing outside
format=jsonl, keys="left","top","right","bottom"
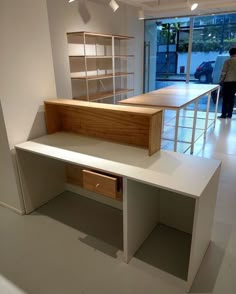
{"left": 218, "top": 47, "right": 236, "bottom": 119}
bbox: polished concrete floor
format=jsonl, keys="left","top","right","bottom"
{"left": 0, "top": 116, "right": 236, "bottom": 294}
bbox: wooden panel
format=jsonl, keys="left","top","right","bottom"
{"left": 119, "top": 84, "right": 220, "bottom": 110}
{"left": 66, "top": 163, "right": 122, "bottom": 201}
{"left": 44, "top": 99, "right": 162, "bottom": 155}
{"left": 65, "top": 163, "right": 83, "bottom": 186}
{"left": 45, "top": 99, "right": 159, "bottom": 114}
{"left": 149, "top": 111, "right": 162, "bottom": 156}
{"left": 59, "top": 106, "right": 149, "bottom": 148}
{"left": 77, "top": 88, "right": 134, "bottom": 101}
{"left": 44, "top": 104, "right": 62, "bottom": 134}
{"left": 82, "top": 169, "right": 118, "bottom": 199}
{"left": 71, "top": 72, "right": 134, "bottom": 80}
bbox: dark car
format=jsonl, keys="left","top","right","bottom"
{"left": 194, "top": 61, "right": 215, "bottom": 83}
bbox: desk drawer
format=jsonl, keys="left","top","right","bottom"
{"left": 82, "top": 170, "right": 119, "bottom": 199}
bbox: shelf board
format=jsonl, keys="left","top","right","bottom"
{"left": 115, "top": 55, "right": 134, "bottom": 58}
{"left": 115, "top": 88, "right": 134, "bottom": 96}
{"left": 114, "top": 35, "right": 134, "bottom": 40}
{"left": 71, "top": 72, "right": 134, "bottom": 80}
{"left": 69, "top": 55, "right": 134, "bottom": 58}
{"left": 75, "top": 88, "right": 134, "bottom": 101}
{"left": 69, "top": 55, "right": 112, "bottom": 59}
{"left": 67, "top": 31, "right": 134, "bottom": 40}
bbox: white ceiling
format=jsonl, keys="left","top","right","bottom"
{"left": 116, "top": 0, "right": 236, "bottom": 18}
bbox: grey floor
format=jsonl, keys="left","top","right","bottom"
{"left": 1, "top": 116, "right": 236, "bottom": 294}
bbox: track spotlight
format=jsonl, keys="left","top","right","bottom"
{"left": 109, "top": 0, "right": 119, "bottom": 12}
{"left": 190, "top": 2, "right": 198, "bottom": 10}
{"left": 187, "top": 1, "right": 198, "bottom": 11}
{"left": 138, "top": 9, "right": 144, "bottom": 20}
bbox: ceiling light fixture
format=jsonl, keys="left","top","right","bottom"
{"left": 191, "top": 2, "right": 198, "bottom": 10}
{"left": 68, "top": 0, "right": 76, "bottom": 2}
{"left": 187, "top": 1, "right": 198, "bottom": 11}
{"left": 109, "top": 0, "right": 119, "bottom": 12}
{"left": 138, "top": 9, "right": 144, "bottom": 20}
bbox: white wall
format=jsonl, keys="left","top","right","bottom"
{"left": 0, "top": 0, "right": 57, "bottom": 212}
{"left": 46, "top": 0, "right": 144, "bottom": 98}
{"left": 0, "top": 101, "right": 23, "bottom": 213}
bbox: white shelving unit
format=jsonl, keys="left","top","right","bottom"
{"left": 67, "top": 31, "right": 134, "bottom": 103}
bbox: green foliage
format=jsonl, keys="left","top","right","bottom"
{"left": 178, "top": 40, "right": 235, "bottom": 53}
{"left": 224, "top": 38, "right": 236, "bottom": 43}
{"left": 159, "top": 23, "right": 180, "bottom": 45}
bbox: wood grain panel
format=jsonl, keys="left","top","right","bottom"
{"left": 65, "top": 164, "right": 83, "bottom": 187}
{"left": 83, "top": 170, "right": 118, "bottom": 199}
{"left": 149, "top": 111, "right": 163, "bottom": 156}
{"left": 44, "top": 99, "right": 162, "bottom": 155}
{"left": 44, "top": 104, "right": 62, "bottom": 134}
{"left": 65, "top": 163, "right": 122, "bottom": 200}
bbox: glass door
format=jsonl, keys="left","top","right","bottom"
{"left": 144, "top": 17, "right": 190, "bottom": 93}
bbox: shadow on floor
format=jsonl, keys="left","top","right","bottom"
{"left": 34, "top": 191, "right": 123, "bottom": 258}
{"left": 134, "top": 224, "right": 191, "bottom": 281}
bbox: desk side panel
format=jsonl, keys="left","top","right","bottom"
{"left": 16, "top": 149, "right": 65, "bottom": 214}
{"left": 187, "top": 166, "right": 221, "bottom": 291}
{"left": 149, "top": 111, "right": 162, "bottom": 156}
{"left": 44, "top": 104, "right": 62, "bottom": 134}
{"left": 160, "top": 190, "right": 195, "bottom": 234}
{"left": 123, "top": 179, "right": 160, "bottom": 263}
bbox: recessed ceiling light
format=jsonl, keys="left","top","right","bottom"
{"left": 138, "top": 9, "right": 144, "bottom": 20}
{"left": 187, "top": 1, "right": 198, "bottom": 11}
{"left": 191, "top": 3, "right": 198, "bottom": 11}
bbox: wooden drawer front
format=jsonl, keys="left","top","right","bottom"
{"left": 82, "top": 170, "right": 118, "bottom": 199}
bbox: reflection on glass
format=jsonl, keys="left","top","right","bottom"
{"left": 144, "top": 17, "right": 190, "bottom": 92}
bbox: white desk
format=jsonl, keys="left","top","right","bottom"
{"left": 15, "top": 132, "right": 221, "bottom": 291}
{"left": 119, "top": 84, "right": 220, "bottom": 153}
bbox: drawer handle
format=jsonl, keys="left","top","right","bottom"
{"left": 96, "top": 183, "right": 100, "bottom": 188}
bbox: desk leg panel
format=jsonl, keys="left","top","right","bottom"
{"left": 16, "top": 150, "right": 66, "bottom": 214}
{"left": 204, "top": 93, "right": 211, "bottom": 138}
{"left": 190, "top": 100, "right": 198, "bottom": 154}
{"left": 174, "top": 110, "right": 180, "bottom": 152}
{"left": 186, "top": 167, "right": 221, "bottom": 291}
{"left": 159, "top": 190, "right": 195, "bottom": 234}
{"left": 214, "top": 87, "right": 220, "bottom": 127}
{"left": 123, "top": 179, "right": 160, "bottom": 263}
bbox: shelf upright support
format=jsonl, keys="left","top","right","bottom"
{"left": 130, "top": 39, "right": 135, "bottom": 98}
{"left": 83, "top": 32, "right": 89, "bottom": 101}
{"left": 95, "top": 36, "right": 99, "bottom": 78}
{"left": 112, "top": 36, "right": 116, "bottom": 104}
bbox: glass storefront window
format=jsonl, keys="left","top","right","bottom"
{"left": 144, "top": 17, "right": 190, "bottom": 92}
{"left": 144, "top": 12, "right": 236, "bottom": 112}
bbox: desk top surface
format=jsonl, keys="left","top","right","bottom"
{"left": 119, "top": 84, "right": 219, "bottom": 109}
{"left": 16, "top": 132, "right": 221, "bottom": 199}
{"left": 45, "top": 99, "right": 161, "bottom": 116}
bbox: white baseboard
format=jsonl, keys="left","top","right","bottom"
{"left": 0, "top": 201, "right": 25, "bottom": 215}
{"left": 65, "top": 183, "right": 123, "bottom": 210}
